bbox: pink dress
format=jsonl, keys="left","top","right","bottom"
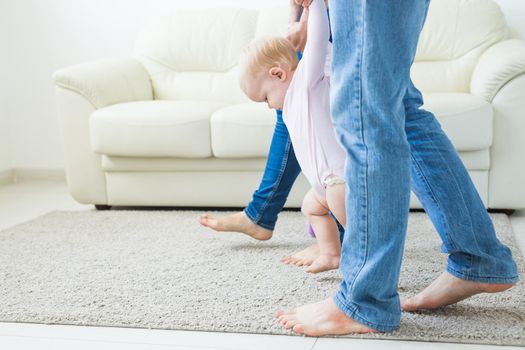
{"left": 282, "top": 0, "right": 346, "bottom": 198}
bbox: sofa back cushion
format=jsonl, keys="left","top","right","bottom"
{"left": 411, "top": 0, "right": 508, "bottom": 93}
{"left": 134, "top": 0, "right": 509, "bottom": 102}
{"left": 134, "top": 8, "right": 258, "bottom": 104}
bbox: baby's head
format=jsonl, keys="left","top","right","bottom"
{"left": 238, "top": 37, "right": 299, "bottom": 110}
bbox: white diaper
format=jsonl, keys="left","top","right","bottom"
{"left": 323, "top": 174, "right": 346, "bottom": 187}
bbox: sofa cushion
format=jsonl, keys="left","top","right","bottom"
{"left": 90, "top": 93, "right": 491, "bottom": 159}
{"left": 422, "top": 93, "right": 493, "bottom": 151}
{"left": 210, "top": 103, "right": 276, "bottom": 158}
{"left": 210, "top": 93, "right": 492, "bottom": 158}
{"left": 90, "top": 100, "right": 226, "bottom": 157}
{"left": 134, "top": 8, "right": 258, "bottom": 105}
{"left": 411, "top": 0, "right": 508, "bottom": 93}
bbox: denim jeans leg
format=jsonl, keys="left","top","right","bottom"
{"left": 404, "top": 79, "right": 519, "bottom": 284}
{"left": 329, "top": 0, "right": 432, "bottom": 332}
{"left": 244, "top": 110, "right": 302, "bottom": 231}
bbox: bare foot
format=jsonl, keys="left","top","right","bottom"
{"left": 401, "top": 271, "right": 515, "bottom": 311}
{"left": 197, "top": 211, "right": 272, "bottom": 241}
{"left": 275, "top": 298, "right": 380, "bottom": 336}
{"left": 305, "top": 254, "right": 339, "bottom": 274}
{"left": 281, "top": 244, "right": 320, "bottom": 266}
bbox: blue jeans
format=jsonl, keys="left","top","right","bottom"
{"left": 329, "top": 0, "right": 519, "bottom": 332}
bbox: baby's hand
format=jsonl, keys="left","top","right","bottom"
{"left": 294, "top": 0, "right": 313, "bottom": 8}
{"left": 286, "top": 9, "right": 308, "bottom": 52}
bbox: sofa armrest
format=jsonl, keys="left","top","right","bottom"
{"left": 471, "top": 39, "right": 525, "bottom": 102}
{"left": 53, "top": 58, "right": 153, "bottom": 109}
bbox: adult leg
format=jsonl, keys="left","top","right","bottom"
{"left": 277, "top": 0, "right": 432, "bottom": 334}
{"left": 199, "top": 110, "right": 301, "bottom": 239}
{"left": 401, "top": 79, "right": 518, "bottom": 310}
{"left": 329, "top": 0, "right": 439, "bottom": 332}
{"left": 244, "top": 110, "right": 303, "bottom": 230}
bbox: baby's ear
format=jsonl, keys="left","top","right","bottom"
{"left": 269, "top": 67, "right": 286, "bottom": 81}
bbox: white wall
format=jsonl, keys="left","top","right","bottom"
{"left": 0, "top": 1, "right": 12, "bottom": 172}
{"left": 0, "top": 97, "right": 10, "bottom": 172}
{"left": 2, "top": 0, "right": 524, "bottom": 171}
{"left": 496, "top": 0, "right": 525, "bottom": 37}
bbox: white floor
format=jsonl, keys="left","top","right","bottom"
{"left": 0, "top": 179, "right": 524, "bottom": 350}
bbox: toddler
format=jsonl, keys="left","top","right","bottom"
{"left": 238, "top": 0, "right": 346, "bottom": 273}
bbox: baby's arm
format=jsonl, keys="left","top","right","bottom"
{"left": 289, "top": 0, "right": 304, "bottom": 22}
{"left": 303, "top": 0, "right": 330, "bottom": 86}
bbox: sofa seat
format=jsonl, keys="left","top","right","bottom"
{"left": 90, "top": 92, "right": 492, "bottom": 162}
{"left": 90, "top": 100, "right": 227, "bottom": 158}
{"left": 422, "top": 93, "right": 492, "bottom": 151}
{"left": 210, "top": 103, "right": 275, "bottom": 158}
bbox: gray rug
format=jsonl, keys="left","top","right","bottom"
{"left": 0, "top": 210, "right": 523, "bottom": 346}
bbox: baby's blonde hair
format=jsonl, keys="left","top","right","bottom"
{"left": 238, "top": 36, "right": 299, "bottom": 79}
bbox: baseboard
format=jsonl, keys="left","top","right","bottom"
{"left": 13, "top": 168, "right": 66, "bottom": 183}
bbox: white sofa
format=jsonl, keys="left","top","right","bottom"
{"left": 53, "top": 0, "right": 525, "bottom": 211}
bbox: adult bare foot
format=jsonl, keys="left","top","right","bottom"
{"left": 275, "top": 298, "right": 380, "bottom": 336}
{"left": 401, "top": 271, "right": 515, "bottom": 311}
{"left": 198, "top": 211, "right": 273, "bottom": 241}
{"left": 281, "top": 243, "right": 320, "bottom": 266}
{"left": 305, "top": 254, "right": 339, "bottom": 274}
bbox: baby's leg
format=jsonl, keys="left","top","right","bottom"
{"left": 301, "top": 188, "right": 341, "bottom": 273}
{"left": 325, "top": 183, "right": 346, "bottom": 228}
{"left": 282, "top": 183, "right": 346, "bottom": 267}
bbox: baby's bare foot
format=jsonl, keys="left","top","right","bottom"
{"left": 275, "top": 298, "right": 380, "bottom": 336}
{"left": 198, "top": 211, "right": 272, "bottom": 241}
{"left": 401, "top": 271, "right": 515, "bottom": 311}
{"left": 281, "top": 244, "right": 320, "bottom": 266}
{"left": 305, "top": 254, "right": 339, "bottom": 274}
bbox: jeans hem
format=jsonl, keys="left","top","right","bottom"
{"left": 243, "top": 208, "right": 275, "bottom": 231}
{"left": 446, "top": 266, "right": 519, "bottom": 285}
{"left": 333, "top": 293, "right": 400, "bottom": 333}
